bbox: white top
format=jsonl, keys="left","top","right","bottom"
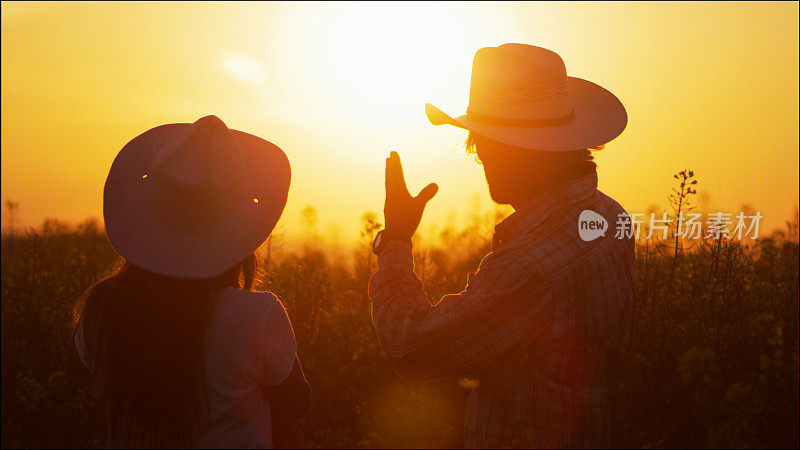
{"left": 76, "top": 288, "right": 297, "bottom": 448}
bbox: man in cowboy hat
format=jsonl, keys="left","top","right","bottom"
{"left": 369, "top": 44, "right": 635, "bottom": 448}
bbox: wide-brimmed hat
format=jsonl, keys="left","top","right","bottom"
{"left": 425, "top": 43, "right": 627, "bottom": 151}
{"left": 103, "top": 115, "right": 290, "bottom": 279}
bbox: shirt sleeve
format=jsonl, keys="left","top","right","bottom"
{"left": 259, "top": 297, "right": 298, "bottom": 386}
{"left": 368, "top": 240, "right": 556, "bottom": 380}
{"left": 74, "top": 316, "right": 91, "bottom": 369}
{"left": 265, "top": 355, "right": 311, "bottom": 419}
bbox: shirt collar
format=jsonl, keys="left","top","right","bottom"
{"left": 492, "top": 172, "right": 598, "bottom": 250}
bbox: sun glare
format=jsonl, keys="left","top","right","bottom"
{"left": 223, "top": 54, "right": 266, "bottom": 86}
{"left": 318, "top": 4, "right": 471, "bottom": 109}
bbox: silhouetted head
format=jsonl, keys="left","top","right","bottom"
{"left": 465, "top": 131, "right": 600, "bottom": 208}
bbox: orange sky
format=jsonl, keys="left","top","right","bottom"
{"left": 2, "top": 2, "right": 798, "bottom": 246}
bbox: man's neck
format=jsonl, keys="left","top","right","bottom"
{"left": 508, "top": 192, "right": 540, "bottom": 211}
{"left": 508, "top": 175, "right": 591, "bottom": 210}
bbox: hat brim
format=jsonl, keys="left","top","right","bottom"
{"left": 103, "top": 123, "right": 290, "bottom": 279}
{"left": 426, "top": 77, "right": 627, "bottom": 151}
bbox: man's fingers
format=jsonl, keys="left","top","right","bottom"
{"left": 387, "top": 151, "right": 408, "bottom": 196}
{"left": 390, "top": 151, "right": 407, "bottom": 192}
{"left": 415, "top": 183, "right": 439, "bottom": 205}
{"left": 385, "top": 157, "right": 391, "bottom": 193}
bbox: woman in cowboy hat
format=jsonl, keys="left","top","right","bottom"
{"left": 74, "top": 115, "right": 309, "bottom": 448}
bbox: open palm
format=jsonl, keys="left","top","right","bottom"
{"left": 384, "top": 151, "right": 438, "bottom": 240}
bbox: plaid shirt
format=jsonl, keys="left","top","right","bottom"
{"left": 369, "top": 173, "right": 635, "bottom": 448}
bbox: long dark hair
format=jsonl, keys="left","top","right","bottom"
{"left": 74, "top": 253, "right": 257, "bottom": 447}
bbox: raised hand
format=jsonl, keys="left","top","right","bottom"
{"left": 384, "top": 151, "right": 438, "bottom": 241}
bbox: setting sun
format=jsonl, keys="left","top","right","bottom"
{"left": 2, "top": 3, "right": 798, "bottom": 449}
{"left": 2, "top": 2, "right": 798, "bottom": 246}
{"left": 315, "top": 3, "right": 469, "bottom": 106}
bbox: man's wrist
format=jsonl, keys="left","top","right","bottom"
{"left": 374, "top": 235, "right": 414, "bottom": 272}
{"left": 372, "top": 228, "right": 412, "bottom": 255}
{"left": 383, "top": 227, "right": 412, "bottom": 243}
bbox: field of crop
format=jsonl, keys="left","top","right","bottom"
{"left": 2, "top": 196, "right": 798, "bottom": 448}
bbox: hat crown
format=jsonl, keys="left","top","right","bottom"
{"left": 424, "top": 42, "right": 627, "bottom": 152}
{"left": 104, "top": 115, "right": 291, "bottom": 278}
{"left": 151, "top": 115, "right": 244, "bottom": 190}
{"left": 468, "top": 44, "right": 573, "bottom": 121}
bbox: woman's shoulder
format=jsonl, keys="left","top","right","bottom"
{"left": 211, "top": 288, "right": 294, "bottom": 349}
{"left": 215, "top": 288, "right": 286, "bottom": 320}
{"left": 219, "top": 287, "right": 279, "bottom": 302}
{"left": 205, "top": 289, "right": 295, "bottom": 374}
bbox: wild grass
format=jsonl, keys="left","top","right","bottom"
{"left": 1, "top": 175, "right": 798, "bottom": 448}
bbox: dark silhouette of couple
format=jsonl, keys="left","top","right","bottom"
{"left": 74, "top": 44, "right": 634, "bottom": 449}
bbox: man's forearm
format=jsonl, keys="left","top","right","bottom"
{"left": 370, "top": 240, "right": 432, "bottom": 312}
{"left": 370, "top": 240, "right": 553, "bottom": 380}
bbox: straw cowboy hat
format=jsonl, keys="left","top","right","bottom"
{"left": 425, "top": 43, "right": 627, "bottom": 151}
{"left": 103, "top": 115, "right": 290, "bottom": 279}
